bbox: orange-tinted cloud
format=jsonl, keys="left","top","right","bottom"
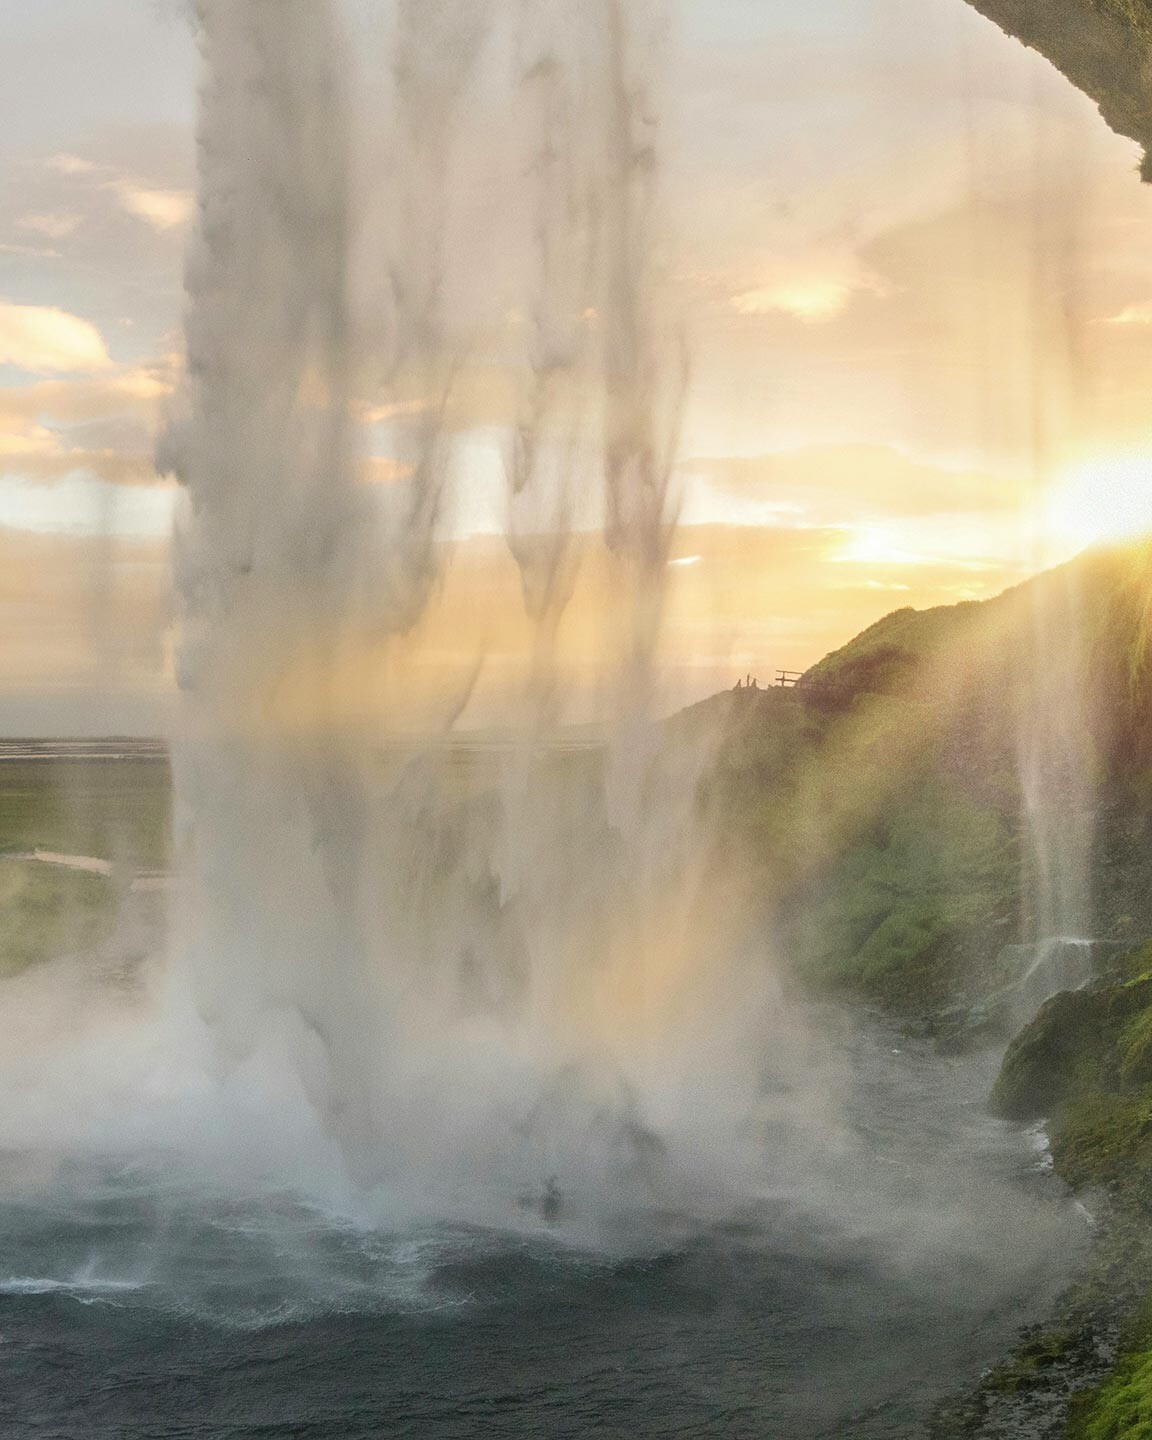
{"left": 0, "top": 361, "right": 174, "bottom": 490}
{"left": 0, "top": 302, "right": 110, "bottom": 374}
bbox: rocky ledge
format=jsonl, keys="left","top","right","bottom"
{"left": 935, "top": 940, "right": 1152, "bottom": 1437}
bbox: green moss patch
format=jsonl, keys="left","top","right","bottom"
{"left": 1097, "top": 0, "right": 1152, "bottom": 46}
{"left": 990, "top": 961, "right": 1152, "bottom": 1122}
{"left": 1053, "top": 1090, "right": 1152, "bottom": 1196}
{"left": 1069, "top": 1347, "right": 1152, "bottom": 1438}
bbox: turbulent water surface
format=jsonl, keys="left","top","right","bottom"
{"left": 0, "top": 1023, "right": 1082, "bottom": 1440}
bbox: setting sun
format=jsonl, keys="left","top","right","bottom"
{"left": 1048, "top": 454, "right": 1152, "bottom": 550}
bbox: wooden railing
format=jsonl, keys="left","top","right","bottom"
{"left": 731, "top": 669, "right": 862, "bottom": 698}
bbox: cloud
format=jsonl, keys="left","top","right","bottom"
{"left": 689, "top": 444, "right": 1018, "bottom": 524}
{"left": 0, "top": 302, "right": 111, "bottom": 374}
{"left": 17, "top": 212, "right": 81, "bottom": 240}
{"left": 828, "top": 522, "right": 1006, "bottom": 569}
{"left": 104, "top": 181, "right": 193, "bottom": 233}
{"left": 732, "top": 277, "right": 876, "bottom": 324}
{"left": 0, "top": 359, "right": 175, "bottom": 491}
{"left": 30, "top": 152, "right": 194, "bottom": 236}
{"left": 4, "top": 440, "right": 156, "bottom": 489}
{"left": 0, "top": 364, "right": 172, "bottom": 429}
{"left": 1102, "top": 301, "right": 1152, "bottom": 326}
{"left": 729, "top": 254, "right": 892, "bottom": 324}
{"left": 42, "top": 154, "right": 101, "bottom": 177}
{"left": 0, "top": 241, "right": 61, "bottom": 260}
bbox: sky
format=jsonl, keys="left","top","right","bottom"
{"left": 3, "top": 0, "right": 1152, "bottom": 732}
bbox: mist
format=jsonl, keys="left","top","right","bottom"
{"left": 0, "top": 2, "right": 1135, "bottom": 1437}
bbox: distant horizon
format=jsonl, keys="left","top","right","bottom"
{"left": 0, "top": 534, "right": 1123, "bottom": 739}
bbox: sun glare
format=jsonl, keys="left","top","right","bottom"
{"left": 1049, "top": 455, "right": 1152, "bottom": 550}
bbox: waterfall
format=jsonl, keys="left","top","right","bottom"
{"left": 159, "top": 0, "right": 784, "bottom": 1225}
{"left": 1016, "top": 559, "right": 1096, "bottom": 946}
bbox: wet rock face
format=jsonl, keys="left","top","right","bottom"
{"left": 937, "top": 941, "right": 1120, "bottom": 1055}
{"left": 963, "top": 0, "right": 1152, "bottom": 179}
{"left": 990, "top": 942, "right": 1152, "bottom": 1169}
{"left": 990, "top": 986, "right": 1112, "bottom": 1122}
{"left": 934, "top": 946, "right": 1152, "bottom": 1438}
{"left": 1010, "top": 940, "right": 1100, "bottom": 1017}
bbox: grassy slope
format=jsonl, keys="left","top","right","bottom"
{"left": 1098, "top": 0, "right": 1152, "bottom": 43}
{"left": 0, "top": 757, "right": 170, "bottom": 977}
{"left": 0, "top": 860, "right": 119, "bottom": 977}
{"left": 0, "top": 759, "right": 171, "bottom": 868}
{"left": 693, "top": 541, "right": 1152, "bottom": 1016}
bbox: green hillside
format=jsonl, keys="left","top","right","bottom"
{"left": 696, "top": 541, "right": 1152, "bottom": 1015}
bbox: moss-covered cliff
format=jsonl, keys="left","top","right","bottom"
{"left": 938, "top": 940, "right": 1152, "bottom": 1436}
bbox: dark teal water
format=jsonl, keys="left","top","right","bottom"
{"left": 0, "top": 1037, "right": 1084, "bottom": 1439}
